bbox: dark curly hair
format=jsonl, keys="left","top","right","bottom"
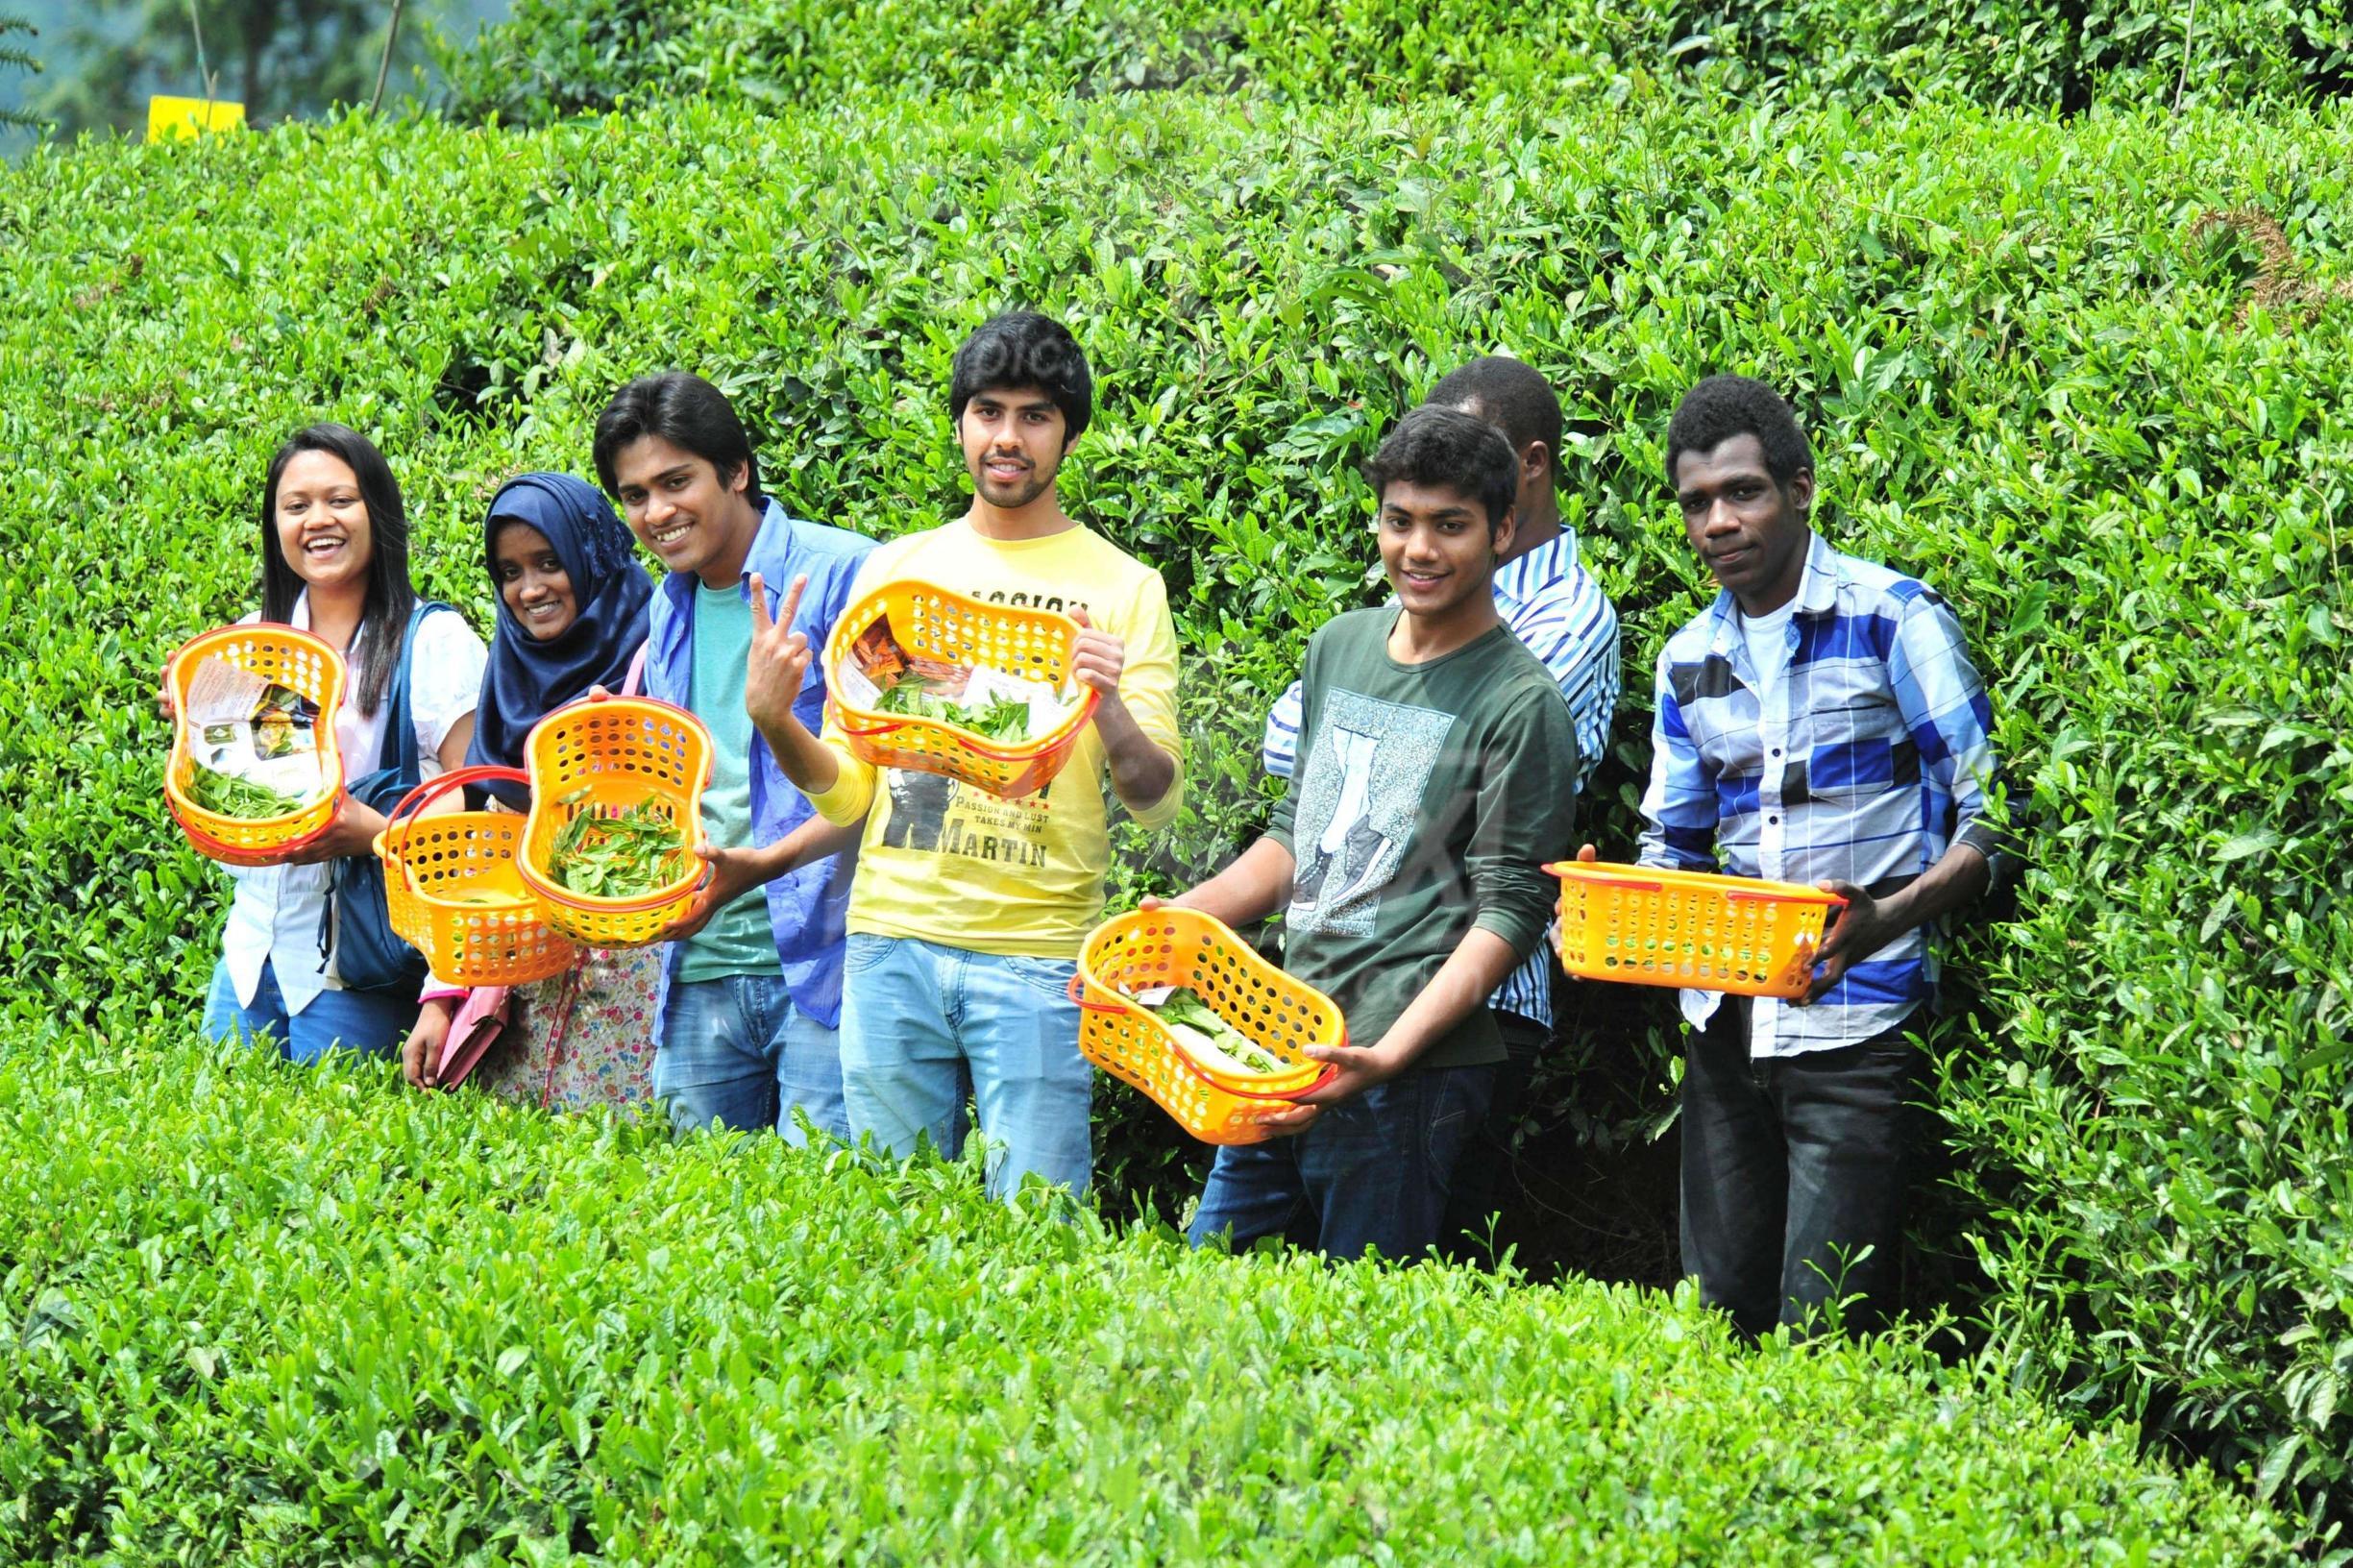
{"left": 949, "top": 312, "right": 1092, "bottom": 445}
{"left": 1363, "top": 404, "right": 1519, "bottom": 530}
{"left": 1663, "top": 375, "right": 1813, "bottom": 491}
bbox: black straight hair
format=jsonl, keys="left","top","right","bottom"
{"left": 592, "top": 372, "right": 764, "bottom": 504}
{"left": 1362, "top": 404, "right": 1520, "bottom": 531}
{"left": 1427, "top": 355, "right": 1564, "bottom": 482}
{"left": 1663, "top": 374, "right": 1814, "bottom": 491}
{"left": 259, "top": 424, "right": 415, "bottom": 719}
{"left": 948, "top": 311, "right": 1092, "bottom": 445}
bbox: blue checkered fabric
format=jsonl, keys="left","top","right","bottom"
{"left": 1264, "top": 530, "right": 1621, "bottom": 1029}
{"left": 1636, "top": 532, "right": 2007, "bottom": 1057}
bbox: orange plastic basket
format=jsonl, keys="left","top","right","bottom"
{"left": 373, "top": 765, "right": 579, "bottom": 986}
{"left": 822, "top": 579, "right": 1098, "bottom": 799}
{"left": 1544, "top": 860, "right": 1848, "bottom": 998}
{"left": 163, "top": 624, "right": 346, "bottom": 866}
{"left": 1073, "top": 908, "right": 1343, "bottom": 1146}
{"left": 513, "top": 696, "right": 714, "bottom": 948}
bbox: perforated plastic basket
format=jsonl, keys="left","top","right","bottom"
{"left": 1073, "top": 908, "right": 1342, "bottom": 1145}
{"left": 514, "top": 697, "right": 713, "bottom": 948}
{"left": 374, "top": 765, "right": 578, "bottom": 986}
{"left": 823, "top": 579, "right": 1097, "bottom": 799}
{"left": 1544, "top": 860, "right": 1847, "bottom": 998}
{"left": 164, "top": 624, "right": 345, "bottom": 866}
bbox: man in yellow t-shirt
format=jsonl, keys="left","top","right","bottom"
{"left": 744, "top": 313, "right": 1183, "bottom": 1200}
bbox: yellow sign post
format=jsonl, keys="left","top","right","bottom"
{"left": 146, "top": 96, "right": 246, "bottom": 142}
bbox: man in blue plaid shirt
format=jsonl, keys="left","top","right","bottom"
{"left": 1265, "top": 357, "right": 1621, "bottom": 1245}
{"left": 1622, "top": 375, "right": 2009, "bottom": 1337}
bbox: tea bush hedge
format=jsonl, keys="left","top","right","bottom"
{"left": 2, "top": 87, "right": 2348, "bottom": 1539}
{"left": 0, "top": 1023, "right": 2291, "bottom": 1561}
{"left": 432, "top": 0, "right": 2353, "bottom": 125}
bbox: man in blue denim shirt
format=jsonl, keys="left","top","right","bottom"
{"left": 593, "top": 373, "right": 873, "bottom": 1140}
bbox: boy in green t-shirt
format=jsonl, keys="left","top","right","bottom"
{"left": 1165, "top": 405, "right": 1581, "bottom": 1261}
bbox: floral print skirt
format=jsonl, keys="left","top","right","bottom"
{"left": 470, "top": 945, "right": 660, "bottom": 1115}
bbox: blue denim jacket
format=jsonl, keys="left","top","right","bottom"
{"left": 647, "top": 498, "right": 875, "bottom": 1032}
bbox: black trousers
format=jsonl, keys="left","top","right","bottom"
{"left": 1442, "top": 1010, "right": 1551, "bottom": 1254}
{"left": 1680, "top": 996, "right": 1921, "bottom": 1338}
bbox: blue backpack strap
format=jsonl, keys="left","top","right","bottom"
{"left": 374, "top": 600, "right": 451, "bottom": 782}
{"left": 316, "top": 600, "right": 454, "bottom": 976}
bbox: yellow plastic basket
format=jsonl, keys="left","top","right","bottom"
{"left": 1544, "top": 860, "right": 1847, "bottom": 998}
{"left": 514, "top": 697, "right": 714, "bottom": 949}
{"left": 1073, "top": 908, "right": 1343, "bottom": 1146}
{"left": 374, "top": 765, "right": 579, "bottom": 986}
{"left": 823, "top": 579, "right": 1097, "bottom": 800}
{"left": 163, "top": 624, "right": 346, "bottom": 867}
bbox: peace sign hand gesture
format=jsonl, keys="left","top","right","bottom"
{"left": 744, "top": 572, "right": 813, "bottom": 739}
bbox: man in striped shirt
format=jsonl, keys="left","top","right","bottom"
{"left": 1626, "top": 375, "right": 2009, "bottom": 1337}
{"left": 1264, "top": 357, "right": 1621, "bottom": 1242}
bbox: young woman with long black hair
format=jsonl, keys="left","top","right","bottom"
{"left": 199, "top": 424, "right": 486, "bottom": 1062}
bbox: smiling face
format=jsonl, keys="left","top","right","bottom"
{"left": 1673, "top": 432, "right": 1814, "bottom": 616}
{"left": 609, "top": 432, "right": 761, "bottom": 588}
{"left": 957, "top": 384, "right": 1066, "bottom": 512}
{"left": 1376, "top": 478, "right": 1513, "bottom": 624}
{"left": 491, "top": 521, "right": 578, "bottom": 641}
{"left": 271, "top": 449, "right": 375, "bottom": 594}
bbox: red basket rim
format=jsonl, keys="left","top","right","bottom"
{"left": 832, "top": 686, "right": 1100, "bottom": 761}
{"left": 173, "top": 796, "right": 337, "bottom": 863}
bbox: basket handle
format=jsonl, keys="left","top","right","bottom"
{"left": 1724, "top": 888, "right": 1849, "bottom": 907}
{"left": 833, "top": 705, "right": 910, "bottom": 740}
{"left": 385, "top": 765, "right": 530, "bottom": 865}
{"left": 175, "top": 801, "right": 335, "bottom": 864}
{"left": 832, "top": 689, "right": 1102, "bottom": 758}
{"left": 1066, "top": 973, "right": 1129, "bottom": 1015}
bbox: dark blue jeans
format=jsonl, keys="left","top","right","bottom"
{"left": 1188, "top": 1062, "right": 1497, "bottom": 1262}
{"left": 1680, "top": 996, "right": 1922, "bottom": 1338}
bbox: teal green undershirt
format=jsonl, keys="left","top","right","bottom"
{"left": 678, "top": 580, "right": 781, "bottom": 982}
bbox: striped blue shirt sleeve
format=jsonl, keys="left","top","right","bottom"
{"left": 1262, "top": 678, "right": 1306, "bottom": 781}
{"left": 1508, "top": 587, "right": 1619, "bottom": 791}
{"left": 1635, "top": 646, "right": 1719, "bottom": 873}
{"left": 1888, "top": 590, "right": 2008, "bottom": 883}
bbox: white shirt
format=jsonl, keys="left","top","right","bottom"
{"left": 1738, "top": 596, "right": 1798, "bottom": 698}
{"left": 217, "top": 594, "right": 485, "bottom": 1014}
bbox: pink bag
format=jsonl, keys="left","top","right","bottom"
{"left": 433, "top": 985, "right": 512, "bottom": 1090}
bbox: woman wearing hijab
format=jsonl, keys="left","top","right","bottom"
{"left": 400, "top": 472, "right": 662, "bottom": 1112}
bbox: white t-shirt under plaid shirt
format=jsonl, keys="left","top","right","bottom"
{"left": 1263, "top": 529, "right": 1621, "bottom": 1029}
{"left": 1636, "top": 531, "right": 2008, "bottom": 1058}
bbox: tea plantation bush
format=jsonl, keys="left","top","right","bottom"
{"left": 433, "top": 0, "right": 2353, "bottom": 124}
{"left": 2, "top": 87, "right": 2349, "bottom": 1539}
{"left": 0, "top": 1024, "right": 2292, "bottom": 1561}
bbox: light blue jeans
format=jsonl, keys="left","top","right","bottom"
{"left": 204, "top": 959, "right": 414, "bottom": 1066}
{"left": 839, "top": 933, "right": 1091, "bottom": 1202}
{"left": 655, "top": 974, "right": 847, "bottom": 1146}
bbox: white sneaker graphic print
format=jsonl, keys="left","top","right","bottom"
{"left": 1287, "top": 690, "right": 1453, "bottom": 938}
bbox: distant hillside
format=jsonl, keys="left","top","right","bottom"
{"left": 0, "top": 0, "right": 512, "bottom": 146}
